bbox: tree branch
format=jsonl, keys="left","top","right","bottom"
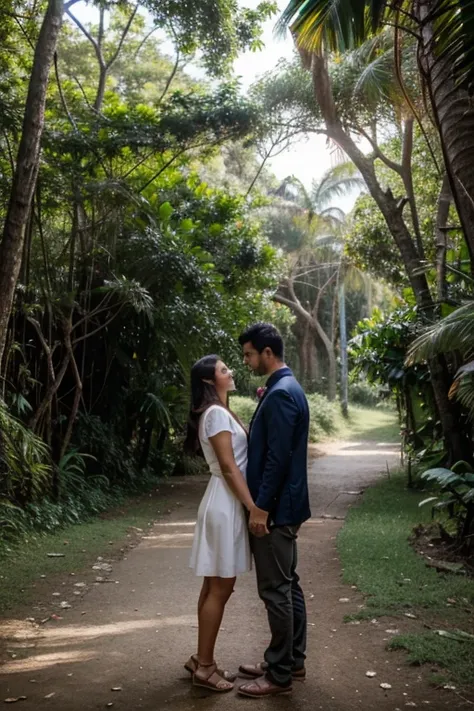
{"left": 54, "top": 51, "right": 76, "bottom": 129}
{"left": 358, "top": 125, "right": 404, "bottom": 176}
{"left": 66, "top": 8, "right": 100, "bottom": 59}
{"left": 106, "top": 4, "right": 139, "bottom": 69}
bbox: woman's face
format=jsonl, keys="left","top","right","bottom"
{"left": 214, "top": 360, "right": 235, "bottom": 393}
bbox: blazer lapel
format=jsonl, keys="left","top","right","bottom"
{"left": 248, "top": 367, "right": 293, "bottom": 437}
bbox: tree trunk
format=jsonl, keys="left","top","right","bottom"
{"left": 309, "top": 54, "right": 433, "bottom": 311}
{"left": 435, "top": 174, "right": 451, "bottom": 302}
{"left": 339, "top": 280, "right": 349, "bottom": 418}
{"left": 60, "top": 323, "right": 83, "bottom": 459}
{"left": 313, "top": 321, "right": 337, "bottom": 400}
{"left": 428, "top": 354, "right": 471, "bottom": 465}
{"left": 0, "top": 0, "right": 64, "bottom": 368}
{"left": 297, "top": 329, "right": 308, "bottom": 383}
{"left": 274, "top": 288, "right": 337, "bottom": 399}
{"left": 416, "top": 0, "right": 474, "bottom": 273}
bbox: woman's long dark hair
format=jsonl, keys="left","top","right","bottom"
{"left": 184, "top": 355, "right": 222, "bottom": 455}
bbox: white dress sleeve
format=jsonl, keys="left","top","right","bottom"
{"left": 203, "top": 407, "right": 233, "bottom": 440}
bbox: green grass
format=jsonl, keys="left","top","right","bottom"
{"left": 0, "top": 495, "right": 165, "bottom": 614}
{"left": 333, "top": 404, "right": 400, "bottom": 443}
{"left": 338, "top": 472, "right": 474, "bottom": 686}
{"left": 388, "top": 633, "right": 474, "bottom": 686}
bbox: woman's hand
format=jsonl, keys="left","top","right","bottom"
{"left": 249, "top": 504, "right": 269, "bottom": 537}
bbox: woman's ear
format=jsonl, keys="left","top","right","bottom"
{"left": 203, "top": 379, "right": 214, "bottom": 385}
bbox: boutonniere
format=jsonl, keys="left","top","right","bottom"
{"left": 256, "top": 386, "right": 267, "bottom": 400}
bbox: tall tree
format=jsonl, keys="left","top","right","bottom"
{"left": 0, "top": 0, "right": 65, "bottom": 368}
{"left": 278, "top": 0, "right": 474, "bottom": 272}
{"left": 267, "top": 166, "right": 363, "bottom": 399}
{"left": 255, "top": 45, "right": 469, "bottom": 460}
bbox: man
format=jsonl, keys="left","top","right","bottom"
{"left": 237, "top": 322, "right": 311, "bottom": 699}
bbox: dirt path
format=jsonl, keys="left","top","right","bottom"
{"left": 0, "top": 439, "right": 468, "bottom": 710}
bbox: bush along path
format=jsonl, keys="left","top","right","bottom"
{"left": 1, "top": 427, "right": 473, "bottom": 709}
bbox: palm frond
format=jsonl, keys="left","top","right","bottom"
{"left": 434, "top": 0, "right": 474, "bottom": 88}
{"left": 277, "top": 0, "right": 373, "bottom": 53}
{"left": 278, "top": 0, "right": 474, "bottom": 89}
{"left": 320, "top": 206, "right": 347, "bottom": 223}
{"left": 407, "top": 302, "right": 474, "bottom": 363}
{"left": 274, "top": 175, "right": 313, "bottom": 210}
{"left": 101, "top": 277, "right": 154, "bottom": 320}
{"left": 311, "top": 169, "right": 365, "bottom": 212}
{"left": 454, "top": 371, "right": 474, "bottom": 419}
{"left": 353, "top": 48, "right": 395, "bottom": 102}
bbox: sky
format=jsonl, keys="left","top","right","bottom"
{"left": 70, "top": 1, "right": 355, "bottom": 209}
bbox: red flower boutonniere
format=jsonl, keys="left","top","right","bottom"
{"left": 256, "top": 386, "right": 267, "bottom": 400}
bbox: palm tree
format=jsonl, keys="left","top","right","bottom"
{"left": 278, "top": 0, "right": 474, "bottom": 273}
{"left": 270, "top": 165, "right": 367, "bottom": 401}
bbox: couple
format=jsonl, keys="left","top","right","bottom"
{"left": 184, "top": 323, "right": 311, "bottom": 698}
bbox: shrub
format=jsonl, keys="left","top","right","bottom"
{"left": 307, "top": 393, "right": 337, "bottom": 442}
{"left": 0, "top": 401, "right": 52, "bottom": 502}
{"left": 230, "top": 393, "right": 337, "bottom": 443}
{"left": 74, "top": 414, "right": 138, "bottom": 486}
{"left": 419, "top": 461, "right": 474, "bottom": 547}
{"left": 230, "top": 395, "right": 257, "bottom": 426}
{"left": 348, "top": 381, "right": 387, "bottom": 407}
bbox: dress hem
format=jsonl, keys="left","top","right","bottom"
{"left": 189, "top": 564, "right": 252, "bottom": 578}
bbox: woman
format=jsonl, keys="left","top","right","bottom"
{"left": 183, "top": 354, "right": 253, "bottom": 693}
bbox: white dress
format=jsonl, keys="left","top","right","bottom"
{"left": 189, "top": 405, "right": 252, "bottom": 578}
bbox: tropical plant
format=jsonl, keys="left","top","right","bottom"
{"left": 0, "top": 401, "right": 52, "bottom": 503}
{"left": 408, "top": 301, "right": 474, "bottom": 420}
{"left": 264, "top": 165, "right": 368, "bottom": 400}
{"left": 419, "top": 461, "right": 474, "bottom": 548}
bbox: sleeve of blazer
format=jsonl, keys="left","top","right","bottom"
{"left": 255, "top": 389, "right": 299, "bottom": 512}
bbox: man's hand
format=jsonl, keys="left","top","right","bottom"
{"left": 249, "top": 505, "right": 269, "bottom": 537}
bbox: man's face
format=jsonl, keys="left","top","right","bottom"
{"left": 242, "top": 341, "right": 268, "bottom": 376}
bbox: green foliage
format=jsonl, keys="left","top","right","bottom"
{"left": 230, "top": 395, "right": 257, "bottom": 426}
{"left": 0, "top": 3, "right": 281, "bottom": 530}
{"left": 348, "top": 380, "right": 387, "bottom": 407}
{"left": 349, "top": 307, "right": 442, "bottom": 470}
{"left": 388, "top": 633, "right": 474, "bottom": 687}
{"left": 408, "top": 301, "right": 474, "bottom": 420}
{"left": 0, "top": 402, "right": 52, "bottom": 503}
{"left": 230, "top": 392, "right": 337, "bottom": 442}
{"left": 143, "top": 0, "right": 277, "bottom": 77}
{"left": 307, "top": 393, "right": 338, "bottom": 441}
{"left": 345, "top": 194, "right": 407, "bottom": 286}
{"left": 349, "top": 306, "right": 427, "bottom": 391}
{"left": 420, "top": 463, "right": 474, "bottom": 545}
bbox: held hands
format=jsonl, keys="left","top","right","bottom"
{"left": 249, "top": 504, "right": 269, "bottom": 537}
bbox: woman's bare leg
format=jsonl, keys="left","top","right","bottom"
{"left": 198, "top": 577, "right": 210, "bottom": 616}
{"left": 197, "top": 576, "right": 236, "bottom": 665}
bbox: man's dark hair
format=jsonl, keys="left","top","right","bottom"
{"left": 239, "top": 322, "right": 284, "bottom": 359}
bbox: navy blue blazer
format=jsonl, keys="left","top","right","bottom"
{"left": 247, "top": 367, "right": 311, "bottom": 527}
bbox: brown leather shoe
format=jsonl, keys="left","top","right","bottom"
{"left": 238, "top": 677, "right": 292, "bottom": 698}
{"left": 239, "top": 661, "right": 306, "bottom": 680}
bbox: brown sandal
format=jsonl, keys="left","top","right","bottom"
{"left": 184, "top": 654, "right": 237, "bottom": 682}
{"left": 192, "top": 661, "right": 234, "bottom": 693}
